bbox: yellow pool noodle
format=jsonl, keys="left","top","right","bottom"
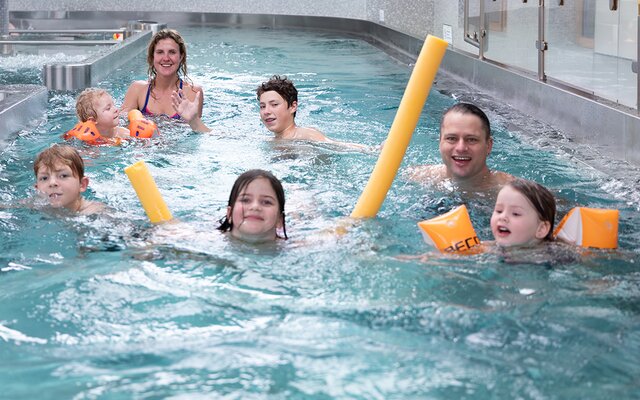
{"left": 351, "top": 35, "right": 448, "bottom": 218}
{"left": 124, "top": 160, "right": 173, "bottom": 223}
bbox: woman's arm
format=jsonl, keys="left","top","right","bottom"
{"left": 172, "top": 90, "right": 211, "bottom": 133}
{"left": 121, "top": 81, "right": 146, "bottom": 113}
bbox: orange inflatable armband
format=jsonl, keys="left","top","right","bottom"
{"left": 128, "top": 109, "right": 158, "bottom": 138}
{"left": 128, "top": 109, "right": 143, "bottom": 121}
{"left": 418, "top": 205, "right": 481, "bottom": 253}
{"left": 63, "top": 120, "right": 121, "bottom": 146}
{"left": 553, "top": 207, "right": 618, "bottom": 249}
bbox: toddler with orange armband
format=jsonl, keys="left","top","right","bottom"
{"left": 418, "top": 178, "right": 618, "bottom": 257}
{"left": 64, "top": 88, "right": 158, "bottom": 145}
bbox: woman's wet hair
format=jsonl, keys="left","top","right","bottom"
{"left": 218, "top": 169, "right": 288, "bottom": 239}
{"left": 506, "top": 178, "right": 556, "bottom": 241}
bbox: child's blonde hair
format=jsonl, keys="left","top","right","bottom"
{"left": 76, "top": 88, "right": 109, "bottom": 122}
{"left": 33, "top": 144, "right": 85, "bottom": 181}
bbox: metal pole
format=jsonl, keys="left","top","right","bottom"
{"left": 0, "top": 0, "right": 8, "bottom": 36}
{"left": 479, "top": 0, "right": 486, "bottom": 60}
{"left": 537, "top": 0, "right": 547, "bottom": 81}
{"left": 0, "top": 0, "right": 11, "bottom": 55}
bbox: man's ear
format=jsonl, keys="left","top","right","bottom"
{"left": 487, "top": 136, "right": 494, "bottom": 155}
{"left": 290, "top": 101, "right": 298, "bottom": 114}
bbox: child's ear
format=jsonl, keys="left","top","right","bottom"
{"left": 226, "top": 206, "right": 232, "bottom": 223}
{"left": 535, "top": 220, "right": 551, "bottom": 239}
{"left": 79, "top": 176, "right": 90, "bottom": 193}
{"left": 289, "top": 101, "right": 298, "bottom": 114}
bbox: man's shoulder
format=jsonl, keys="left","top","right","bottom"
{"left": 489, "top": 170, "right": 515, "bottom": 186}
{"left": 406, "top": 164, "right": 447, "bottom": 182}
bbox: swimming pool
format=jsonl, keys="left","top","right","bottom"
{"left": 1, "top": 25, "right": 639, "bottom": 398}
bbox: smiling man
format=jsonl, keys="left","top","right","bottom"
{"left": 408, "top": 102, "right": 513, "bottom": 191}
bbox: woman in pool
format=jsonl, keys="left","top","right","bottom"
{"left": 218, "top": 169, "right": 288, "bottom": 243}
{"left": 490, "top": 178, "right": 555, "bottom": 247}
{"left": 122, "top": 29, "right": 203, "bottom": 121}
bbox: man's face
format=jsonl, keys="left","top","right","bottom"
{"left": 439, "top": 111, "right": 493, "bottom": 181}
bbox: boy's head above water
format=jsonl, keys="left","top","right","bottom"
{"left": 490, "top": 178, "right": 556, "bottom": 247}
{"left": 257, "top": 75, "right": 299, "bottom": 129}
{"left": 75, "top": 88, "right": 120, "bottom": 131}
{"left": 218, "top": 169, "right": 287, "bottom": 243}
{"left": 33, "top": 144, "right": 88, "bottom": 212}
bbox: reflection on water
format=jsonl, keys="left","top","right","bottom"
{"left": 0, "top": 26, "right": 639, "bottom": 399}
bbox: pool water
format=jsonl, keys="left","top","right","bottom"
{"left": 1, "top": 25, "right": 639, "bottom": 399}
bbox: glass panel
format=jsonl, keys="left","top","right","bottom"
{"left": 546, "top": 0, "right": 637, "bottom": 108}
{"left": 483, "top": 0, "right": 539, "bottom": 72}
{"left": 465, "top": 0, "right": 482, "bottom": 46}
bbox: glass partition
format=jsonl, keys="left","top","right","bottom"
{"left": 462, "top": 0, "right": 638, "bottom": 109}
{"left": 482, "top": 0, "right": 538, "bottom": 72}
{"left": 546, "top": 0, "right": 637, "bottom": 108}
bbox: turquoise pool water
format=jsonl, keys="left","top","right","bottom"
{"left": 1, "top": 25, "right": 640, "bottom": 399}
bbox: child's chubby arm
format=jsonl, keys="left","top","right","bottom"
{"left": 114, "top": 126, "right": 132, "bottom": 139}
{"left": 171, "top": 90, "right": 211, "bottom": 133}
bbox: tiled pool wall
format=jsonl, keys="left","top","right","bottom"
{"left": 5, "top": 0, "right": 640, "bottom": 167}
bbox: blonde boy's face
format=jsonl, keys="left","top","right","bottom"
{"left": 34, "top": 163, "right": 88, "bottom": 211}
{"left": 93, "top": 94, "right": 120, "bottom": 129}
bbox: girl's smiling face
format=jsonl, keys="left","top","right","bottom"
{"left": 227, "top": 177, "right": 283, "bottom": 243}
{"left": 490, "top": 185, "right": 551, "bottom": 247}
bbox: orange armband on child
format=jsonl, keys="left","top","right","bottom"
{"left": 128, "top": 109, "right": 158, "bottom": 138}
{"left": 63, "top": 120, "right": 122, "bottom": 146}
{"left": 553, "top": 207, "right": 619, "bottom": 249}
{"left": 418, "top": 205, "right": 481, "bottom": 253}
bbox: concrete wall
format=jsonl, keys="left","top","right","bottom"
{"left": 9, "top": 0, "right": 438, "bottom": 40}
{"left": 8, "top": 1, "right": 368, "bottom": 20}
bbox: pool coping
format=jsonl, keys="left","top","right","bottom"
{"left": 0, "top": 84, "right": 48, "bottom": 147}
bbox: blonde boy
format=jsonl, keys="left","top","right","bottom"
{"left": 76, "top": 88, "right": 130, "bottom": 139}
{"left": 33, "top": 145, "right": 105, "bottom": 215}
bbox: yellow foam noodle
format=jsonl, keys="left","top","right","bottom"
{"left": 553, "top": 207, "right": 618, "bottom": 249}
{"left": 124, "top": 160, "right": 173, "bottom": 223}
{"left": 417, "top": 205, "right": 481, "bottom": 253}
{"left": 351, "top": 35, "right": 448, "bottom": 218}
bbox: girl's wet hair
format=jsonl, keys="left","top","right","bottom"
{"left": 506, "top": 178, "right": 556, "bottom": 241}
{"left": 218, "top": 169, "right": 288, "bottom": 239}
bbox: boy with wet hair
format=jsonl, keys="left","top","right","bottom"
{"left": 33, "top": 144, "right": 105, "bottom": 215}
{"left": 75, "top": 88, "right": 130, "bottom": 139}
